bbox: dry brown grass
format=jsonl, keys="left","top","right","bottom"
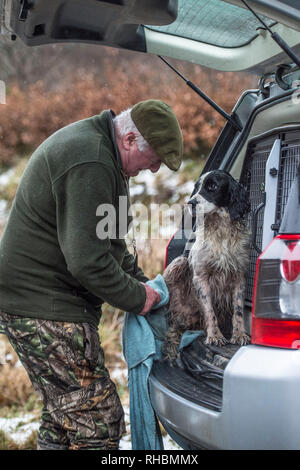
{"left": 136, "top": 238, "right": 168, "bottom": 278}
{"left": 99, "top": 306, "right": 124, "bottom": 365}
{"left": 0, "top": 336, "right": 36, "bottom": 409}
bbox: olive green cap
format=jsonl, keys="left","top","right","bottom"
{"left": 131, "top": 99, "right": 183, "bottom": 171}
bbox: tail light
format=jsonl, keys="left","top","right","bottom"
{"left": 251, "top": 234, "right": 300, "bottom": 349}
{"left": 165, "top": 233, "right": 175, "bottom": 269}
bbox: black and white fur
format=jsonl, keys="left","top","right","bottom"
{"left": 162, "top": 170, "right": 251, "bottom": 360}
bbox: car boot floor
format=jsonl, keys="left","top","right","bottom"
{"left": 151, "top": 338, "right": 241, "bottom": 412}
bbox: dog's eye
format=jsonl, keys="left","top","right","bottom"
{"left": 206, "top": 182, "right": 217, "bottom": 192}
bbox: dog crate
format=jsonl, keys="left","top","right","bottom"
{"left": 240, "top": 125, "right": 300, "bottom": 307}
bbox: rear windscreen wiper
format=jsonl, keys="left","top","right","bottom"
{"left": 241, "top": 0, "right": 300, "bottom": 69}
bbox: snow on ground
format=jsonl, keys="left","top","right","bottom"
{"left": 0, "top": 199, "right": 8, "bottom": 227}
{"left": 0, "top": 407, "right": 180, "bottom": 450}
{"left": 120, "top": 405, "right": 181, "bottom": 450}
{"left": 0, "top": 168, "right": 15, "bottom": 188}
{"left": 0, "top": 167, "right": 14, "bottom": 227}
{"left": 0, "top": 414, "right": 40, "bottom": 445}
{"left": 0, "top": 362, "right": 181, "bottom": 450}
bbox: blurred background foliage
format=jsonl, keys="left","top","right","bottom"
{"left": 0, "top": 37, "right": 256, "bottom": 167}
{"left": 0, "top": 37, "right": 257, "bottom": 214}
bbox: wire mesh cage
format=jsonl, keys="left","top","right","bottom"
{"left": 241, "top": 127, "right": 300, "bottom": 305}
{"left": 0, "top": 0, "right": 13, "bottom": 35}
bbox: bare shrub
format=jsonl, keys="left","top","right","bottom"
{"left": 0, "top": 59, "right": 254, "bottom": 165}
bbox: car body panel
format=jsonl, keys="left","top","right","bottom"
{"left": 144, "top": 22, "right": 300, "bottom": 73}
{"left": 2, "top": 0, "right": 300, "bottom": 73}
{"left": 150, "top": 345, "right": 300, "bottom": 449}
{"left": 1, "top": 0, "right": 177, "bottom": 49}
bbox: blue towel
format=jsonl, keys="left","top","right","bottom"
{"left": 178, "top": 330, "right": 205, "bottom": 350}
{"left": 122, "top": 274, "right": 204, "bottom": 450}
{"left": 122, "top": 274, "right": 169, "bottom": 450}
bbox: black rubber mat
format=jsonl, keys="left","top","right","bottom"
{"left": 152, "top": 360, "right": 223, "bottom": 412}
{"left": 152, "top": 338, "right": 241, "bottom": 412}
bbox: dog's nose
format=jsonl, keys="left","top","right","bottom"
{"left": 187, "top": 197, "right": 198, "bottom": 206}
{"left": 187, "top": 197, "right": 199, "bottom": 217}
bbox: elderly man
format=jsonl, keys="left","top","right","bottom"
{"left": 0, "top": 99, "right": 183, "bottom": 450}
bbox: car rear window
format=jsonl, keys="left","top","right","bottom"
{"left": 146, "top": 0, "right": 276, "bottom": 48}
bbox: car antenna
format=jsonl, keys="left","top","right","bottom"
{"left": 240, "top": 0, "right": 300, "bottom": 69}
{"left": 158, "top": 55, "right": 242, "bottom": 132}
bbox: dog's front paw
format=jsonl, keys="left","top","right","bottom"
{"left": 230, "top": 331, "right": 250, "bottom": 346}
{"left": 205, "top": 329, "right": 228, "bottom": 346}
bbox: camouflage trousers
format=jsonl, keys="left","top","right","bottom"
{"left": 0, "top": 311, "right": 125, "bottom": 450}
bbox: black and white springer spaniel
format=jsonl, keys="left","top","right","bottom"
{"left": 162, "top": 170, "right": 251, "bottom": 360}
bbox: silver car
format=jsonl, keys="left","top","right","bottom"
{"left": 2, "top": 0, "right": 300, "bottom": 450}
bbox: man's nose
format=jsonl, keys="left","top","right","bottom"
{"left": 150, "top": 163, "right": 161, "bottom": 173}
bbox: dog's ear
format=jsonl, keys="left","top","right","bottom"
{"left": 227, "top": 179, "right": 250, "bottom": 222}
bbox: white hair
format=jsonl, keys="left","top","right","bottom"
{"left": 113, "top": 108, "right": 151, "bottom": 152}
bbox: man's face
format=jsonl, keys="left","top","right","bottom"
{"left": 117, "top": 131, "right": 162, "bottom": 177}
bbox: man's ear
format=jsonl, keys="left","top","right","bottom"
{"left": 122, "top": 132, "right": 136, "bottom": 150}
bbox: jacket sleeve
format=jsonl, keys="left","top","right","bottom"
{"left": 52, "top": 161, "right": 146, "bottom": 314}
{"left": 121, "top": 248, "right": 149, "bottom": 283}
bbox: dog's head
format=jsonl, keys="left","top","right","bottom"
{"left": 188, "top": 170, "right": 250, "bottom": 222}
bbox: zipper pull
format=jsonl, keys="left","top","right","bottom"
{"left": 132, "top": 238, "right": 138, "bottom": 275}
{"left": 133, "top": 252, "right": 138, "bottom": 276}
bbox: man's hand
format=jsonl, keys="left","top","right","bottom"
{"left": 138, "top": 283, "right": 161, "bottom": 316}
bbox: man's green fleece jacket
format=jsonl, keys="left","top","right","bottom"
{"left": 0, "top": 111, "right": 148, "bottom": 327}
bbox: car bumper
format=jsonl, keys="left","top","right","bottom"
{"left": 149, "top": 344, "right": 300, "bottom": 449}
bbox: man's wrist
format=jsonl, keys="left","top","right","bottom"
{"left": 138, "top": 283, "right": 161, "bottom": 316}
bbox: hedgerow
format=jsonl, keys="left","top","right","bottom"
{"left": 0, "top": 58, "right": 254, "bottom": 165}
